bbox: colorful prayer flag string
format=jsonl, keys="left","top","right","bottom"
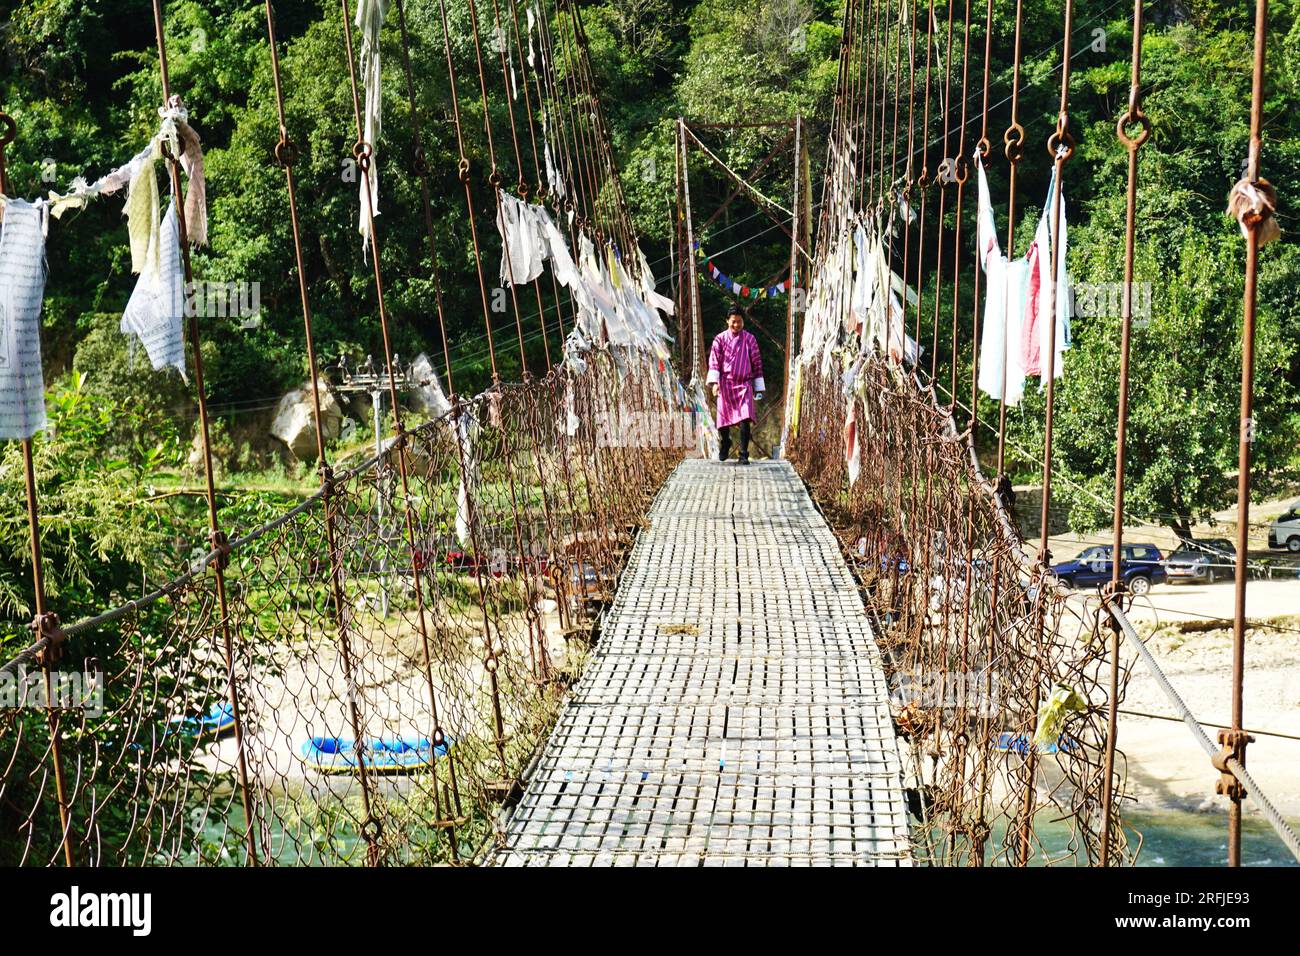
{"left": 694, "top": 240, "right": 790, "bottom": 299}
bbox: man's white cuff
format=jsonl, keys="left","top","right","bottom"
{"left": 706, "top": 369, "right": 720, "bottom": 385}
{"left": 753, "top": 377, "right": 766, "bottom": 393}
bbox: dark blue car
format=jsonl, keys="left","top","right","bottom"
{"left": 1050, "top": 543, "right": 1166, "bottom": 595}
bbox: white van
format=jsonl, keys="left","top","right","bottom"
{"left": 1268, "top": 499, "right": 1300, "bottom": 553}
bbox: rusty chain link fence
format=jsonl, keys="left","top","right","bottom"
{"left": 787, "top": 358, "right": 1134, "bottom": 866}
{"left": 0, "top": 352, "right": 684, "bottom": 866}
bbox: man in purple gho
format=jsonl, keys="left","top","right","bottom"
{"left": 707, "top": 304, "right": 765, "bottom": 464}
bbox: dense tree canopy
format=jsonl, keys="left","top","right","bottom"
{"left": 1, "top": 0, "right": 1298, "bottom": 635}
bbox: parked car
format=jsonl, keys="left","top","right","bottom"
{"left": 1165, "top": 538, "right": 1236, "bottom": 584}
{"left": 1050, "top": 543, "right": 1166, "bottom": 595}
{"left": 1268, "top": 499, "right": 1300, "bottom": 553}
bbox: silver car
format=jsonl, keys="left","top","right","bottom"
{"left": 1164, "top": 539, "right": 1235, "bottom": 584}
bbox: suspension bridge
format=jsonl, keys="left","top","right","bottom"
{"left": 0, "top": 0, "right": 1296, "bottom": 869}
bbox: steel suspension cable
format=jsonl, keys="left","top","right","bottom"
{"left": 479, "top": 0, "right": 570, "bottom": 678}
{"left": 450, "top": 0, "right": 559, "bottom": 696}
{"left": 965, "top": 0, "right": 997, "bottom": 867}
{"left": 1019, "top": 0, "right": 1078, "bottom": 868}
{"left": 469, "top": 0, "right": 532, "bottom": 367}
{"left": 884, "top": 0, "right": 905, "bottom": 248}
{"left": 927, "top": 0, "right": 956, "bottom": 383}
{"left": 966, "top": 0, "right": 993, "bottom": 436}
{"left": 391, "top": 0, "right": 457, "bottom": 392}
{"left": 993, "top": 0, "right": 1027, "bottom": 485}
{"left": 1099, "top": 0, "right": 1151, "bottom": 867}
{"left": 817, "top": 0, "right": 854, "bottom": 258}
{"left": 866, "top": 0, "right": 881, "bottom": 211}
{"left": 910, "top": 0, "right": 935, "bottom": 357}
{"left": 503, "top": 0, "right": 558, "bottom": 368}
{"left": 946, "top": 0, "right": 972, "bottom": 409}
{"left": 339, "top": 0, "right": 481, "bottom": 853}
{"left": 1224, "top": 0, "right": 1275, "bottom": 868}
{"left": 882, "top": 0, "right": 897, "bottom": 206}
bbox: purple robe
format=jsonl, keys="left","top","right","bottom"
{"left": 707, "top": 328, "right": 764, "bottom": 429}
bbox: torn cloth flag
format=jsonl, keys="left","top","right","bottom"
{"left": 691, "top": 379, "right": 720, "bottom": 461}
{"left": 577, "top": 233, "right": 618, "bottom": 341}
{"left": 974, "top": 152, "right": 1028, "bottom": 405}
{"left": 48, "top": 141, "right": 154, "bottom": 217}
{"left": 157, "top": 98, "right": 208, "bottom": 247}
{"left": 844, "top": 395, "right": 861, "bottom": 486}
{"left": 886, "top": 290, "right": 919, "bottom": 366}
{"left": 1021, "top": 167, "right": 1072, "bottom": 382}
{"left": 452, "top": 406, "right": 481, "bottom": 547}
{"left": 121, "top": 201, "right": 188, "bottom": 380}
{"left": 123, "top": 140, "right": 164, "bottom": 282}
{"left": 539, "top": 108, "right": 567, "bottom": 201}
{"left": 496, "top": 189, "right": 546, "bottom": 286}
{"left": 410, "top": 352, "right": 451, "bottom": 419}
{"left": 849, "top": 223, "right": 870, "bottom": 337}
{"left": 49, "top": 103, "right": 208, "bottom": 249}
{"left": 636, "top": 246, "right": 675, "bottom": 318}
{"left": 355, "top": 0, "right": 389, "bottom": 247}
{"left": 977, "top": 253, "right": 1029, "bottom": 406}
{"left": 0, "top": 198, "right": 50, "bottom": 440}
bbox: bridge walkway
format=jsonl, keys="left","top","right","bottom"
{"left": 493, "top": 459, "right": 912, "bottom": 866}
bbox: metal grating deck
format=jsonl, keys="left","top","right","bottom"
{"left": 492, "top": 459, "right": 912, "bottom": 866}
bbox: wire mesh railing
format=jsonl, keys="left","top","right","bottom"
{"left": 0, "top": 350, "right": 684, "bottom": 866}
{"left": 787, "top": 356, "right": 1134, "bottom": 865}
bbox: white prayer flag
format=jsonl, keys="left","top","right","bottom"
{"left": 121, "top": 201, "right": 187, "bottom": 379}
{"left": 0, "top": 199, "right": 50, "bottom": 440}
{"left": 355, "top": 0, "right": 389, "bottom": 247}
{"left": 496, "top": 189, "right": 545, "bottom": 286}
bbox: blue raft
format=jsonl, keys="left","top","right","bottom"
{"left": 300, "top": 735, "right": 452, "bottom": 774}
{"left": 995, "top": 731, "right": 1080, "bottom": 756}
{"left": 169, "top": 701, "right": 237, "bottom": 740}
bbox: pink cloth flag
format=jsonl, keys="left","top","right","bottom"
{"left": 1021, "top": 167, "right": 1070, "bottom": 379}
{"left": 707, "top": 328, "right": 764, "bottom": 429}
{"left": 843, "top": 396, "right": 861, "bottom": 486}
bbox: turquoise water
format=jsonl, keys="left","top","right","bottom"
{"left": 970, "top": 810, "right": 1298, "bottom": 867}
{"left": 1126, "top": 810, "right": 1298, "bottom": 867}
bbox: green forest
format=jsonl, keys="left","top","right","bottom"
{"left": 1, "top": 0, "right": 1298, "bottom": 635}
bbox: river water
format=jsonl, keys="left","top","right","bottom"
{"left": 975, "top": 809, "right": 1299, "bottom": 867}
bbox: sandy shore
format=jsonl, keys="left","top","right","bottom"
{"left": 1002, "top": 485, "right": 1300, "bottom": 825}
{"left": 1110, "top": 579, "right": 1300, "bottom": 820}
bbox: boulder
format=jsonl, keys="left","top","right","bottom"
{"left": 409, "top": 353, "right": 452, "bottom": 420}
{"left": 271, "top": 380, "right": 347, "bottom": 459}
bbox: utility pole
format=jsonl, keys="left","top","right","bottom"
{"left": 334, "top": 353, "right": 420, "bottom": 618}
